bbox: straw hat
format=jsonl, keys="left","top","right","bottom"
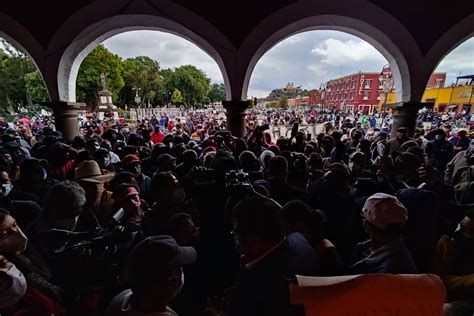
{"left": 75, "top": 160, "right": 115, "bottom": 183}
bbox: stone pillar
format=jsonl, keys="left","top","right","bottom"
{"left": 223, "top": 101, "right": 250, "bottom": 138}
{"left": 388, "top": 102, "right": 433, "bottom": 138}
{"left": 42, "top": 102, "right": 85, "bottom": 142}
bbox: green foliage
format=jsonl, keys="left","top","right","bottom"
{"left": 0, "top": 41, "right": 44, "bottom": 109}
{"left": 121, "top": 56, "right": 162, "bottom": 107}
{"left": 171, "top": 88, "right": 183, "bottom": 105}
{"left": 208, "top": 83, "right": 226, "bottom": 104}
{"left": 279, "top": 96, "right": 288, "bottom": 108}
{"left": 248, "top": 99, "right": 254, "bottom": 108}
{"left": 267, "top": 101, "right": 281, "bottom": 108}
{"left": 163, "top": 65, "right": 211, "bottom": 108}
{"left": 24, "top": 70, "right": 49, "bottom": 102}
{"left": 76, "top": 44, "right": 125, "bottom": 107}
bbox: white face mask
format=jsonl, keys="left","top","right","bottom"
{"left": 0, "top": 264, "right": 27, "bottom": 308}
{"left": 0, "top": 229, "right": 28, "bottom": 254}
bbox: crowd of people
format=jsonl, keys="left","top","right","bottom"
{"left": 0, "top": 108, "right": 472, "bottom": 316}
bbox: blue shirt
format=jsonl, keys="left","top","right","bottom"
{"left": 349, "top": 238, "right": 417, "bottom": 274}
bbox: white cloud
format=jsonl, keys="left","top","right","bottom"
{"left": 311, "top": 38, "right": 386, "bottom": 67}
{"left": 435, "top": 37, "right": 474, "bottom": 85}
{"left": 102, "top": 31, "right": 224, "bottom": 84}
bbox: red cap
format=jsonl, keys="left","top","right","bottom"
{"left": 122, "top": 154, "right": 141, "bottom": 166}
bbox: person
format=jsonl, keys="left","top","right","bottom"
{"left": 121, "top": 155, "right": 152, "bottom": 202}
{"left": 229, "top": 196, "right": 292, "bottom": 316}
{"left": 371, "top": 131, "right": 389, "bottom": 160}
{"left": 282, "top": 200, "right": 343, "bottom": 276}
{"left": 349, "top": 193, "right": 417, "bottom": 274}
{"left": 111, "top": 184, "right": 145, "bottom": 232}
{"left": 449, "top": 129, "right": 470, "bottom": 154}
{"left": 266, "top": 156, "right": 296, "bottom": 206}
{"left": 166, "top": 213, "right": 199, "bottom": 247}
{"left": 426, "top": 129, "right": 454, "bottom": 173}
{"left": 434, "top": 216, "right": 474, "bottom": 316}
{"left": 142, "top": 172, "right": 190, "bottom": 237}
{"left": 386, "top": 127, "right": 411, "bottom": 155}
{"left": 75, "top": 160, "right": 115, "bottom": 227}
{"left": 0, "top": 209, "right": 65, "bottom": 313}
{"left": 17, "top": 158, "right": 57, "bottom": 203}
{"left": 0, "top": 255, "right": 27, "bottom": 313}
{"left": 445, "top": 149, "right": 473, "bottom": 187}
{"left": 106, "top": 235, "right": 196, "bottom": 316}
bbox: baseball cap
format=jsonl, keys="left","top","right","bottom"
{"left": 122, "top": 154, "right": 141, "bottom": 166}
{"left": 124, "top": 235, "right": 196, "bottom": 286}
{"left": 361, "top": 193, "right": 408, "bottom": 230}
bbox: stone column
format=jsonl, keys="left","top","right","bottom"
{"left": 388, "top": 102, "right": 433, "bottom": 138}
{"left": 223, "top": 101, "right": 250, "bottom": 138}
{"left": 41, "top": 102, "right": 85, "bottom": 142}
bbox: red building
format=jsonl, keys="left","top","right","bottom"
{"left": 426, "top": 73, "right": 446, "bottom": 88}
{"left": 324, "top": 71, "right": 387, "bottom": 114}
{"left": 323, "top": 68, "right": 446, "bottom": 114}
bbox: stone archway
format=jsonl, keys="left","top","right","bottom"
{"left": 240, "top": 16, "right": 412, "bottom": 103}
{"left": 56, "top": 14, "right": 232, "bottom": 103}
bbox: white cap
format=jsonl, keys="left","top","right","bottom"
{"left": 362, "top": 193, "right": 408, "bottom": 230}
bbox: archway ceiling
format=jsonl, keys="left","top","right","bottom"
{"left": 369, "top": 0, "right": 472, "bottom": 55}
{"left": 0, "top": 0, "right": 471, "bottom": 55}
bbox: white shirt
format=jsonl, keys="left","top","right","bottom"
{"left": 106, "top": 290, "right": 178, "bottom": 316}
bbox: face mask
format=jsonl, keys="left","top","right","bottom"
{"left": 54, "top": 215, "right": 79, "bottom": 231}
{"left": 2, "top": 184, "right": 12, "bottom": 197}
{"left": 0, "top": 265, "right": 27, "bottom": 308}
{"left": 0, "top": 229, "right": 28, "bottom": 253}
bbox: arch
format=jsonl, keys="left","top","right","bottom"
{"left": 241, "top": 15, "right": 411, "bottom": 103}
{"left": 0, "top": 12, "right": 45, "bottom": 71}
{"left": 57, "top": 14, "right": 232, "bottom": 102}
{"left": 424, "top": 14, "right": 474, "bottom": 81}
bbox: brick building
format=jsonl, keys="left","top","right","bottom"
{"left": 323, "top": 68, "right": 446, "bottom": 114}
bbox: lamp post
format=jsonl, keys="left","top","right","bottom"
{"left": 380, "top": 64, "right": 393, "bottom": 117}
{"left": 132, "top": 86, "right": 141, "bottom": 108}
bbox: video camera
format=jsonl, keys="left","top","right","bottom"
{"left": 51, "top": 209, "right": 133, "bottom": 257}
{"left": 225, "top": 169, "right": 256, "bottom": 200}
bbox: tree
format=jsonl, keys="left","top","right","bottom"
{"left": 121, "top": 56, "right": 162, "bottom": 107}
{"left": 0, "top": 40, "right": 45, "bottom": 109}
{"left": 164, "top": 65, "right": 211, "bottom": 108}
{"left": 76, "top": 44, "right": 124, "bottom": 107}
{"left": 171, "top": 88, "right": 183, "bottom": 105}
{"left": 24, "top": 70, "right": 49, "bottom": 103}
{"left": 279, "top": 96, "right": 288, "bottom": 108}
{"left": 208, "top": 83, "right": 226, "bottom": 104}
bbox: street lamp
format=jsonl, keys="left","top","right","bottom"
{"left": 132, "top": 86, "right": 141, "bottom": 107}
{"left": 163, "top": 91, "right": 172, "bottom": 107}
{"left": 380, "top": 64, "right": 393, "bottom": 116}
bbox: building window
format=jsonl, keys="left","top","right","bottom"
{"left": 364, "top": 79, "right": 372, "bottom": 89}
{"left": 351, "top": 81, "right": 355, "bottom": 89}
{"left": 377, "top": 92, "right": 382, "bottom": 100}
{"left": 363, "top": 91, "right": 370, "bottom": 100}
{"left": 379, "top": 77, "right": 383, "bottom": 89}
{"left": 351, "top": 94, "right": 354, "bottom": 100}
{"left": 435, "top": 79, "right": 443, "bottom": 88}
